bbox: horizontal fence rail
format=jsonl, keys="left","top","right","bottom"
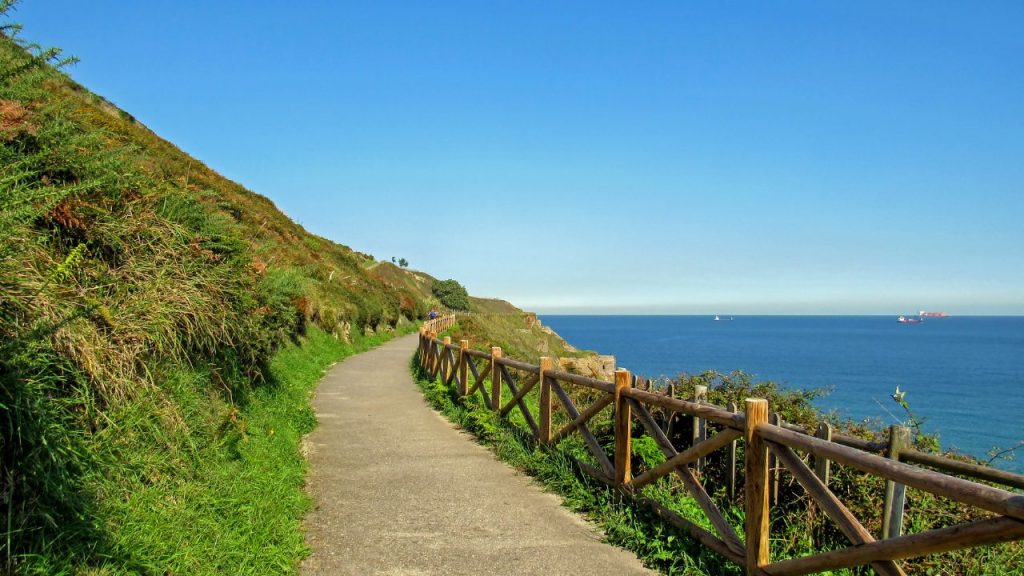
{"left": 415, "top": 328, "right": 1024, "bottom": 575}
{"left": 422, "top": 313, "right": 456, "bottom": 334}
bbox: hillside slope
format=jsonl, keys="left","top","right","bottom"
{"left": 368, "top": 260, "right": 520, "bottom": 315}
{"left": 0, "top": 18, "right": 501, "bottom": 574}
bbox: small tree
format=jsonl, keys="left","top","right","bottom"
{"left": 431, "top": 279, "right": 470, "bottom": 311}
{"left": 398, "top": 258, "right": 408, "bottom": 268}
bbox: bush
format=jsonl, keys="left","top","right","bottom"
{"left": 431, "top": 279, "right": 470, "bottom": 311}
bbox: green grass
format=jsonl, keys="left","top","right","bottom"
{"left": 443, "top": 314, "right": 593, "bottom": 364}
{"left": 12, "top": 324, "right": 416, "bottom": 575}
{"left": 0, "top": 9, "right": 440, "bottom": 573}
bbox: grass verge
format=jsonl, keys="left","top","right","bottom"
{"left": 14, "top": 324, "right": 416, "bottom": 575}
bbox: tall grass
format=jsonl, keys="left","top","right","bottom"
{"left": 10, "top": 324, "right": 416, "bottom": 575}
{"left": 0, "top": 5, "right": 429, "bottom": 573}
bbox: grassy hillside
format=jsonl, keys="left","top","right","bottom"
{"left": 466, "top": 296, "right": 522, "bottom": 314}
{"left": 442, "top": 313, "right": 592, "bottom": 364}
{"left": 0, "top": 14, "right": 457, "bottom": 574}
{"left": 368, "top": 260, "right": 520, "bottom": 315}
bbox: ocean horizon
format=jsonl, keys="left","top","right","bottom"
{"left": 539, "top": 314, "right": 1024, "bottom": 473}
{"left": 534, "top": 313, "right": 1024, "bottom": 317}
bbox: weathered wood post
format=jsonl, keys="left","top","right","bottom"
{"left": 665, "top": 383, "right": 676, "bottom": 438}
{"left": 811, "top": 421, "right": 834, "bottom": 549}
{"left": 728, "top": 401, "right": 738, "bottom": 501}
{"left": 423, "top": 331, "right": 430, "bottom": 372}
{"left": 442, "top": 336, "right": 452, "bottom": 382}
{"left": 538, "top": 357, "right": 553, "bottom": 444}
{"left": 814, "top": 422, "right": 833, "bottom": 486}
{"left": 745, "top": 398, "right": 770, "bottom": 573}
{"left": 614, "top": 368, "right": 632, "bottom": 486}
{"left": 418, "top": 330, "right": 425, "bottom": 369}
{"left": 428, "top": 332, "right": 436, "bottom": 377}
{"left": 458, "top": 339, "right": 469, "bottom": 396}
{"left": 768, "top": 413, "right": 784, "bottom": 506}
{"left": 428, "top": 331, "right": 438, "bottom": 377}
{"left": 693, "top": 384, "right": 708, "bottom": 472}
{"left": 490, "top": 347, "right": 502, "bottom": 411}
{"left": 883, "top": 425, "right": 911, "bottom": 539}
{"left": 421, "top": 330, "right": 430, "bottom": 371}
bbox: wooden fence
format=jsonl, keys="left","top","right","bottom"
{"left": 422, "top": 313, "right": 456, "bottom": 334}
{"left": 417, "top": 327, "right": 1024, "bottom": 575}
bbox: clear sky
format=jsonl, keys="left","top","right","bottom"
{"left": 15, "top": 1, "right": 1024, "bottom": 314}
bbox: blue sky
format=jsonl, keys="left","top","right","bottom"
{"left": 16, "top": 1, "right": 1024, "bottom": 314}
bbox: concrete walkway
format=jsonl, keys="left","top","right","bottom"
{"left": 302, "top": 333, "right": 654, "bottom": 576}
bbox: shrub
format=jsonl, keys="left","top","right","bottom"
{"left": 431, "top": 279, "right": 470, "bottom": 311}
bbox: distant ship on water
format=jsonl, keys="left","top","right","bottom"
{"left": 897, "top": 310, "right": 950, "bottom": 324}
{"left": 714, "top": 315, "right": 734, "bottom": 321}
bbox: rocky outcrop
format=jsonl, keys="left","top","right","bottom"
{"left": 539, "top": 323, "right": 577, "bottom": 352}
{"left": 558, "top": 355, "right": 616, "bottom": 382}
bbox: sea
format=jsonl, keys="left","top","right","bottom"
{"left": 539, "top": 315, "right": 1024, "bottom": 473}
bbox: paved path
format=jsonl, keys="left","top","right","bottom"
{"left": 302, "top": 334, "right": 654, "bottom": 576}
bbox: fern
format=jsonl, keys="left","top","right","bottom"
{"left": 49, "top": 242, "right": 86, "bottom": 284}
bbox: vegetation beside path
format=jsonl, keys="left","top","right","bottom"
{"left": 413, "top": 358, "right": 734, "bottom": 575}
{"left": 414, "top": 337, "right": 1023, "bottom": 575}
{"left": 12, "top": 325, "right": 414, "bottom": 575}
{"left": 1, "top": 9, "right": 433, "bottom": 573}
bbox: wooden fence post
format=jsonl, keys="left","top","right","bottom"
{"left": 728, "top": 401, "right": 738, "bottom": 501}
{"left": 814, "top": 422, "right": 833, "bottom": 486}
{"left": 490, "top": 347, "right": 502, "bottom": 411}
{"left": 442, "top": 336, "right": 451, "bottom": 382}
{"left": 458, "top": 339, "right": 469, "bottom": 396}
{"left": 693, "top": 384, "right": 708, "bottom": 472}
{"left": 745, "top": 398, "right": 770, "bottom": 573}
{"left": 428, "top": 331, "right": 438, "bottom": 376}
{"left": 665, "top": 383, "right": 676, "bottom": 438}
{"left": 769, "top": 413, "right": 784, "bottom": 506}
{"left": 418, "top": 331, "right": 425, "bottom": 369}
{"left": 614, "top": 368, "right": 632, "bottom": 486}
{"left": 883, "top": 425, "right": 911, "bottom": 539}
{"left": 419, "top": 330, "right": 428, "bottom": 368}
{"left": 538, "top": 357, "right": 553, "bottom": 444}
